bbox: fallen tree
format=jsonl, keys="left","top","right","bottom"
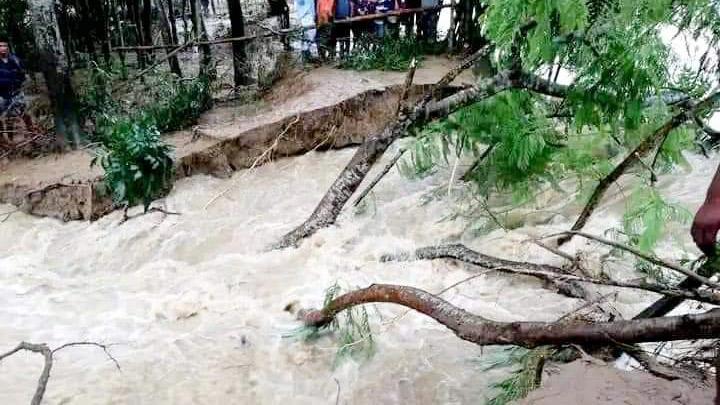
{"left": 382, "top": 243, "right": 720, "bottom": 307}
{"left": 300, "top": 283, "right": 720, "bottom": 348}
{"left": 271, "top": 48, "right": 508, "bottom": 249}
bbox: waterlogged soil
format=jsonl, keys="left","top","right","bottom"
{"left": 0, "top": 142, "right": 717, "bottom": 403}
{"left": 519, "top": 361, "right": 714, "bottom": 404}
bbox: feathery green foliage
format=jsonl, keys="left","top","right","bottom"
{"left": 622, "top": 188, "right": 692, "bottom": 253}
{"left": 401, "top": 0, "right": 716, "bottom": 252}
{"left": 322, "top": 283, "right": 376, "bottom": 367}
{"left": 284, "top": 283, "right": 375, "bottom": 368}
{"left": 483, "top": 346, "right": 552, "bottom": 405}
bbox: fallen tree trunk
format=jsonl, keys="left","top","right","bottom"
{"left": 300, "top": 283, "right": 720, "bottom": 347}
{"left": 271, "top": 50, "right": 508, "bottom": 249}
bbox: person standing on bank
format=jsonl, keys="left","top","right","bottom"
{"left": 0, "top": 36, "right": 36, "bottom": 142}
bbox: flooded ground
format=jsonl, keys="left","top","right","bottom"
{"left": 0, "top": 141, "right": 716, "bottom": 403}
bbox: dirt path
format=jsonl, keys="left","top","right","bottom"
{"left": 0, "top": 57, "right": 473, "bottom": 221}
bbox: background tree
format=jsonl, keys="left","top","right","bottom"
{"left": 28, "top": 0, "right": 82, "bottom": 148}
{"left": 227, "top": 0, "right": 251, "bottom": 88}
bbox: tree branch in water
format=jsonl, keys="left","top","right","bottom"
{"left": 0, "top": 341, "right": 120, "bottom": 405}
{"left": 271, "top": 50, "right": 507, "bottom": 250}
{"left": 382, "top": 244, "right": 720, "bottom": 306}
{"left": 300, "top": 283, "right": 720, "bottom": 348}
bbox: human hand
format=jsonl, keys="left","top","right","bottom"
{"left": 691, "top": 200, "right": 720, "bottom": 255}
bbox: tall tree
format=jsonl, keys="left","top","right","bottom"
{"left": 190, "top": 0, "right": 213, "bottom": 79}
{"left": 141, "top": 0, "right": 153, "bottom": 61}
{"left": 28, "top": 0, "right": 82, "bottom": 148}
{"left": 226, "top": 0, "right": 251, "bottom": 87}
{"left": 156, "top": 0, "right": 183, "bottom": 76}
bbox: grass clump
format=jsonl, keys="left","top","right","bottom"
{"left": 482, "top": 346, "right": 553, "bottom": 405}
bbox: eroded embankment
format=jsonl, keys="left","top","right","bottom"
{"left": 0, "top": 84, "right": 430, "bottom": 221}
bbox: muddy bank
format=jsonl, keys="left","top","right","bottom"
{"left": 518, "top": 361, "right": 714, "bottom": 405}
{"left": 0, "top": 57, "right": 473, "bottom": 222}
{"left": 176, "top": 84, "right": 431, "bottom": 179}
{"left": 0, "top": 83, "right": 431, "bottom": 221}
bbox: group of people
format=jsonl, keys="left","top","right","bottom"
{"left": 293, "top": 0, "right": 441, "bottom": 59}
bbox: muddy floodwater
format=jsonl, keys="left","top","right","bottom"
{"left": 0, "top": 146, "right": 716, "bottom": 404}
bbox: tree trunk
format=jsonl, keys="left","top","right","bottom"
{"left": 167, "top": 0, "right": 181, "bottom": 45}
{"left": 301, "top": 284, "right": 720, "bottom": 348}
{"left": 141, "top": 0, "right": 154, "bottom": 61}
{"left": 127, "top": 0, "right": 146, "bottom": 68}
{"left": 157, "top": 0, "right": 183, "bottom": 76}
{"left": 96, "top": 0, "right": 113, "bottom": 65}
{"left": 190, "top": 0, "right": 214, "bottom": 79}
{"left": 226, "top": 0, "right": 251, "bottom": 87}
{"left": 273, "top": 66, "right": 511, "bottom": 249}
{"left": 181, "top": 0, "right": 189, "bottom": 42}
{"left": 28, "top": 0, "right": 82, "bottom": 148}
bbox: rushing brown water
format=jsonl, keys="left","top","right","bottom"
{"left": 0, "top": 145, "right": 716, "bottom": 404}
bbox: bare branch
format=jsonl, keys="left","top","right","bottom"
{"left": 0, "top": 341, "right": 121, "bottom": 405}
{"left": 52, "top": 341, "right": 122, "bottom": 371}
{"left": 694, "top": 113, "right": 720, "bottom": 138}
{"left": 381, "top": 243, "right": 571, "bottom": 274}
{"left": 352, "top": 149, "right": 406, "bottom": 207}
{"left": 548, "top": 231, "right": 720, "bottom": 290}
{"left": 383, "top": 243, "right": 720, "bottom": 306}
{"left": 396, "top": 59, "right": 418, "bottom": 116}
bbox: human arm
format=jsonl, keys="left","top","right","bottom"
{"left": 691, "top": 161, "right": 720, "bottom": 255}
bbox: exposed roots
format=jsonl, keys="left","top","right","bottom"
{"left": 119, "top": 205, "right": 181, "bottom": 224}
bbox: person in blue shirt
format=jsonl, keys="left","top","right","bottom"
{"left": 0, "top": 36, "right": 35, "bottom": 142}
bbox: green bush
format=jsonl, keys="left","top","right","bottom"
{"left": 80, "top": 67, "right": 213, "bottom": 211}
{"left": 92, "top": 117, "right": 175, "bottom": 212}
{"left": 142, "top": 76, "right": 213, "bottom": 132}
{"left": 339, "top": 35, "right": 443, "bottom": 71}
